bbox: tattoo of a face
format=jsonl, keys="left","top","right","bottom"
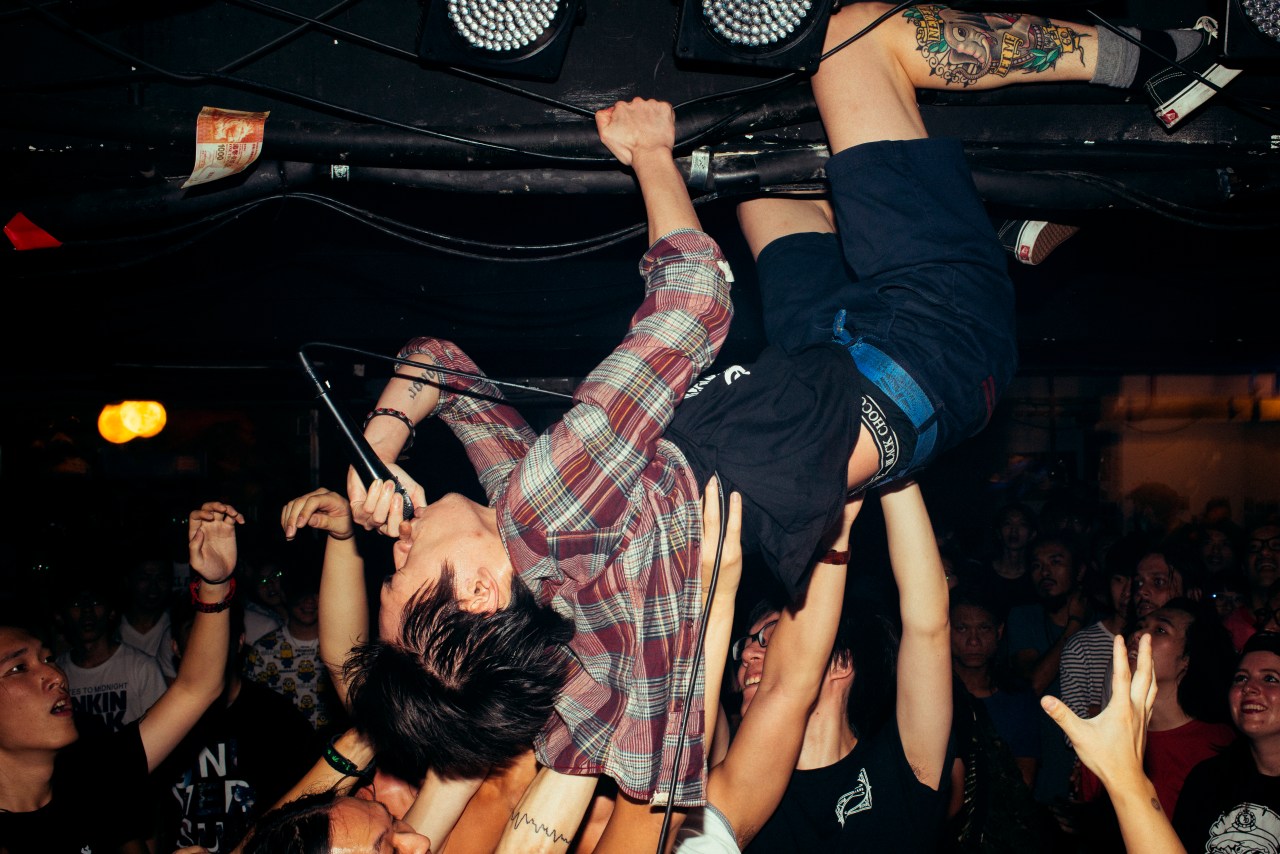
{"left": 904, "top": 5, "right": 1088, "bottom": 86}
{"left": 508, "top": 810, "right": 573, "bottom": 846}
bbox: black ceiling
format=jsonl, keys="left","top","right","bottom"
{"left": 2, "top": 0, "right": 1279, "bottom": 415}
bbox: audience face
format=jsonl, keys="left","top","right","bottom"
{"left": 379, "top": 494, "right": 513, "bottom": 639}
{"left": 127, "top": 559, "right": 171, "bottom": 615}
{"left": 1200, "top": 528, "right": 1238, "bottom": 576}
{"left": 60, "top": 589, "right": 114, "bottom": 647}
{"left": 998, "top": 508, "right": 1034, "bottom": 552}
{"left": 1246, "top": 525, "right": 1280, "bottom": 595}
{"left": 253, "top": 564, "right": 287, "bottom": 613}
{"left": 734, "top": 610, "right": 781, "bottom": 717}
{"left": 1109, "top": 570, "right": 1132, "bottom": 617}
{"left": 1030, "top": 541, "right": 1078, "bottom": 603}
{"left": 326, "top": 796, "right": 431, "bottom": 854}
{"left": 950, "top": 604, "right": 1001, "bottom": 671}
{"left": 0, "top": 627, "right": 78, "bottom": 753}
{"left": 1133, "top": 554, "right": 1183, "bottom": 619}
{"left": 1253, "top": 586, "right": 1280, "bottom": 633}
{"left": 1128, "top": 608, "right": 1190, "bottom": 686}
{"left": 288, "top": 589, "right": 320, "bottom": 632}
{"left": 1230, "top": 649, "right": 1280, "bottom": 742}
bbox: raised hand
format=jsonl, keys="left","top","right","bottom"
{"left": 346, "top": 464, "right": 426, "bottom": 538}
{"left": 188, "top": 501, "right": 244, "bottom": 584}
{"left": 281, "top": 487, "right": 356, "bottom": 542}
{"left": 595, "top": 97, "right": 676, "bottom": 167}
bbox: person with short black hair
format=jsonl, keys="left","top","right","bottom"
{"left": 0, "top": 501, "right": 240, "bottom": 854}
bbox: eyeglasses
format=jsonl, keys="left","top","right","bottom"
{"left": 1249, "top": 538, "right": 1280, "bottom": 554}
{"left": 1255, "top": 606, "right": 1280, "bottom": 627}
{"left": 731, "top": 619, "right": 779, "bottom": 661}
{"left": 256, "top": 569, "right": 284, "bottom": 585}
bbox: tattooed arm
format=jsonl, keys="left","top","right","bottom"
{"left": 493, "top": 769, "right": 597, "bottom": 854}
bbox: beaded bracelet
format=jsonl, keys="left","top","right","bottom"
{"left": 324, "top": 734, "right": 376, "bottom": 778}
{"left": 363, "top": 407, "right": 415, "bottom": 452}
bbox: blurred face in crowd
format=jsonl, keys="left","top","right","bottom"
{"left": 951, "top": 604, "right": 1002, "bottom": 671}
{"left": 735, "top": 610, "right": 781, "bottom": 717}
{"left": 1133, "top": 554, "right": 1183, "bottom": 619}
{"left": 1246, "top": 525, "right": 1280, "bottom": 595}
{"left": 1030, "top": 541, "right": 1079, "bottom": 604}
{"left": 254, "top": 564, "right": 287, "bottom": 611}
{"left": 326, "top": 796, "right": 431, "bottom": 854}
{"left": 1108, "top": 571, "right": 1132, "bottom": 617}
{"left": 288, "top": 589, "right": 320, "bottom": 631}
{"left": 1231, "top": 649, "right": 1280, "bottom": 743}
{"left": 0, "top": 627, "right": 78, "bottom": 754}
{"left": 999, "top": 508, "right": 1034, "bottom": 552}
{"left": 1129, "top": 607, "right": 1190, "bottom": 688}
{"left": 61, "top": 590, "right": 114, "bottom": 647}
{"left": 1201, "top": 528, "right": 1238, "bottom": 575}
{"left": 128, "top": 559, "right": 171, "bottom": 613}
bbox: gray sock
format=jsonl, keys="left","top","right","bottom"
{"left": 1092, "top": 24, "right": 1142, "bottom": 88}
{"left": 1092, "top": 24, "right": 1207, "bottom": 88}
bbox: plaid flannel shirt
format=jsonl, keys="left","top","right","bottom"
{"left": 403, "top": 229, "right": 733, "bottom": 805}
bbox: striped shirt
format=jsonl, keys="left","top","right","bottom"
{"left": 405, "top": 229, "right": 733, "bottom": 805}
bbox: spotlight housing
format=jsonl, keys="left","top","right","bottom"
{"left": 675, "top": 0, "right": 838, "bottom": 73}
{"left": 417, "top": 0, "right": 584, "bottom": 80}
{"left": 1223, "top": 0, "right": 1280, "bottom": 60}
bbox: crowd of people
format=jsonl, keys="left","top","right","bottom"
{"left": 0, "top": 3, "right": 1262, "bottom": 853}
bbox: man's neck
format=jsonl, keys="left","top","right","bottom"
{"left": 287, "top": 621, "right": 319, "bottom": 642}
{"left": 0, "top": 747, "right": 58, "bottom": 813}
{"left": 125, "top": 609, "right": 162, "bottom": 634}
{"left": 1101, "top": 613, "right": 1124, "bottom": 634}
{"left": 954, "top": 665, "right": 995, "bottom": 698}
{"left": 797, "top": 692, "right": 858, "bottom": 770}
{"left": 71, "top": 637, "right": 118, "bottom": 669}
{"left": 1148, "top": 682, "right": 1192, "bottom": 731}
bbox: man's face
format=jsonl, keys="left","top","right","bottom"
{"left": 0, "top": 628, "right": 78, "bottom": 753}
{"left": 950, "top": 604, "right": 1001, "bottom": 670}
{"left": 1200, "top": 529, "right": 1237, "bottom": 574}
{"left": 255, "top": 565, "right": 286, "bottom": 610}
{"left": 129, "top": 560, "right": 171, "bottom": 612}
{"left": 1246, "top": 525, "right": 1280, "bottom": 594}
{"left": 1030, "top": 542, "right": 1076, "bottom": 601}
{"left": 379, "top": 493, "right": 513, "bottom": 640}
{"left": 1128, "top": 608, "right": 1190, "bottom": 686}
{"left": 62, "top": 592, "right": 112, "bottom": 645}
{"left": 999, "top": 510, "right": 1033, "bottom": 551}
{"left": 327, "top": 796, "right": 432, "bottom": 854}
{"left": 1133, "top": 554, "right": 1183, "bottom": 618}
{"left": 288, "top": 591, "right": 320, "bottom": 630}
{"left": 1109, "top": 572, "right": 1132, "bottom": 616}
{"left": 735, "top": 610, "right": 781, "bottom": 718}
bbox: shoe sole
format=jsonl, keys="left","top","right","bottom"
{"left": 1152, "top": 63, "right": 1243, "bottom": 128}
{"left": 1013, "top": 221, "right": 1080, "bottom": 265}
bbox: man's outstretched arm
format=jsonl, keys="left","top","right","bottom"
{"left": 596, "top": 98, "right": 699, "bottom": 243}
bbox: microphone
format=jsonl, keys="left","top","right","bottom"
{"left": 297, "top": 350, "right": 414, "bottom": 521}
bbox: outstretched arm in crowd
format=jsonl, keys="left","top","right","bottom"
{"left": 138, "top": 501, "right": 240, "bottom": 772}
{"left": 882, "top": 481, "right": 953, "bottom": 790}
{"left": 1043, "top": 633, "right": 1185, "bottom": 854}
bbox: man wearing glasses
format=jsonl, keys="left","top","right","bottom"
{"left": 1224, "top": 524, "right": 1280, "bottom": 651}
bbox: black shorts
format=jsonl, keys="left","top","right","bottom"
{"left": 667, "top": 343, "right": 861, "bottom": 600}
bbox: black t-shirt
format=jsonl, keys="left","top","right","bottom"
{"left": 0, "top": 723, "right": 151, "bottom": 854}
{"left": 1174, "top": 744, "right": 1280, "bottom": 853}
{"left": 743, "top": 720, "right": 951, "bottom": 854}
{"left": 153, "top": 679, "right": 321, "bottom": 853}
{"left": 667, "top": 342, "right": 914, "bottom": 600}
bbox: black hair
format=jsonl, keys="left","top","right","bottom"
{"left": 832, "top": 596, "right": 900, "bottom": 739}
{"left": 345, "top": 567, "right": 574, "bottom": 781}
{"left": 1155, "top": 597, "right": 1235, "bottom": 725}
{"left": 241, "top": 789, "right": 339, "bottom": 854}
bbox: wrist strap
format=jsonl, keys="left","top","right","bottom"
{"left": 189, "top": 577, "right": 236, "bottom": 613}
{"left": 364, "top": 407, "right": 415, "bottom": 452}
{"left": 324, "top": 734, "right": 376, "bottom": 778}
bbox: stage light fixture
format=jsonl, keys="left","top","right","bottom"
{"left": 417, "top": 0, "right": 583, "bottom": 80}
{"left": 1224, "top": 0, "right": 1280, "bottom": 60}
{"left": 675, "top": 0, "right": 838, "bottom": 73}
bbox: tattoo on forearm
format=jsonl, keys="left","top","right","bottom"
{"left": 905, "top": 5, "right": 1088, "bottom": 86}
{"left": 508, "top": 810, "right": 573, "bottom": 846}
{"left": 406, "top": 367, "right": 437, "bottom": 402}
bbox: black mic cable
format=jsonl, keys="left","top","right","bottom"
{"left": 297, "top": 345, "right": 414, "bottom": 521}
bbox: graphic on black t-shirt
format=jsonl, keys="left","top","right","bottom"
{"left": 1205, "top": 802, "right": 1280, "bottom": 853}
{"left": 171, "top": 739, "right": 256, "bottom": 851}
{"left": 835, "top": 767, "right": 873, "bottom": 826}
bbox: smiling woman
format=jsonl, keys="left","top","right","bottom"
{"left": 1172, "top": 630, "right": 1280, "bottom": 851}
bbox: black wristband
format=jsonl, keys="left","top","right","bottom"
{"left": 324, "top": 735, "right": 375, "bottom": 778}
